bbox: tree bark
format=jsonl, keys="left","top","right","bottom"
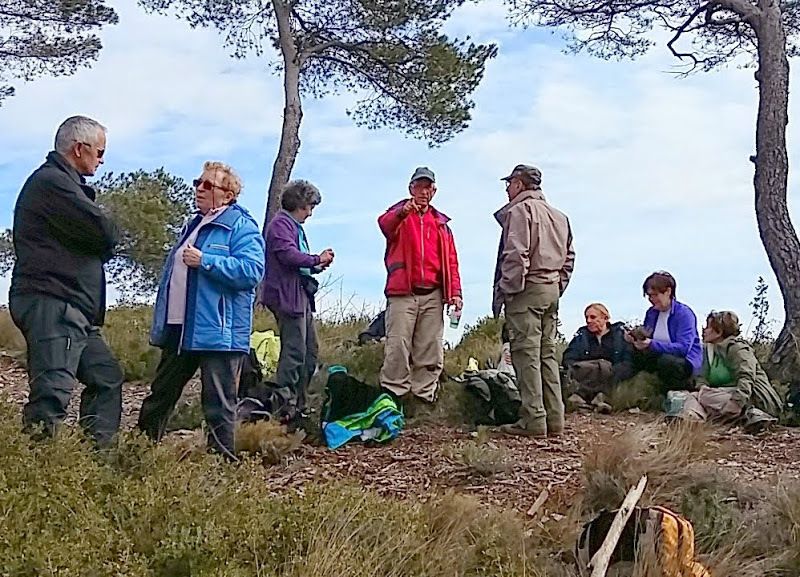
{"left": 257, "top": 0, "right": 304, "bottom": 307}
{"left": 750, "top": 1, "right": 798, "bottom": 380}
{"left": 265, "top": 0, "right": 303, "bottom": 226}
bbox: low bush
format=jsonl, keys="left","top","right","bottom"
{"left": 0, "top": 401, "right": 572, "bottom": 577}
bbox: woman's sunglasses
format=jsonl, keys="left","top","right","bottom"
{"left": 193, "top": 178, "right": 233, "bottom": 193}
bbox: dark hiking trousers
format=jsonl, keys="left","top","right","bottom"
{"left": 9, "top": 294, "right": 123, "bottom": 447}
{"left": 633, "top": 350, "right": 694, "bottom": 392}
{"left": 138, "top": 326, "right": 244, "bottom": 460}
{"left": 271, "top": 305, "right": 318, "bottom": 414}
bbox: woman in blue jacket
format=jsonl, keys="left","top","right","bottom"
{"left": 139, "top": 161, "right": 265, "bottom": 460}
{"left": 628, "top": 271, "right": 702, "bottom": 392}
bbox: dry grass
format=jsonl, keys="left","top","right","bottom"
{"left": 581, "top": 420, "right": 800, "bottom": 577}
{"left": 235, "top": 419, "right": 306, "bottom": 465}
{"left": 446, "top": 428, "right": 511, "bottom": 476}
{"left": 583, "top": 420, "right": 719, "bottom": 514}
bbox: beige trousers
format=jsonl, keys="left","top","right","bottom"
{"left": 505, "top": 282, "right": 565, "bottom": 432}
{"left": 380, "top": 290, "right": 445, "bottom": 402}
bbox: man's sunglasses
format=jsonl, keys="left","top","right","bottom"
{"left": 193, "top": 178, "right": 233, "bottom": 193}
{"left": 79, "top": 142, "right": 105, "bottom": 159}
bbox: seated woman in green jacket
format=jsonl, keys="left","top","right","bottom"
{"left": 680, "top": 310, "right": 782, "bottom": 426}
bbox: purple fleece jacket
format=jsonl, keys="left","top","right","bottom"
{"left": 261, "top": 210, "right": 321, "bottom": 317}
{"left": 643, "top": 299, "right": 703, "bottom": 373}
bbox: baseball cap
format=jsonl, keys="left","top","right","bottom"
{"left": 501, "top": 164, "right": 542, "bottom": 185}
{"left": 410, "top": 166, "right": 436, "bottom": 184}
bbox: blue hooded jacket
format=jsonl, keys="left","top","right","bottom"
{"left": 150, "top": 203, "right": 265, "bottom": 352}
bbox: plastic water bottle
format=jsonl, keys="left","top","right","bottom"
{"left": 448, "top": 306, "right": 461, "bottom": 329}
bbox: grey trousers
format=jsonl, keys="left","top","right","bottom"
{"left": 9, "top": 294, "right": 124, "bottom": 447}
{"left": 138, "top": 325, "right": 244, "bottom": 460}
{"left": 271, "top": 305, "right": 318, "bottom": 413}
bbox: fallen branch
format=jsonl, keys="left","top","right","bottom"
{"left": 526, "top": 489, "right": 549, "bottom": 518}
{"left": 588, "top": 475, "right": 648, "bottom": 577}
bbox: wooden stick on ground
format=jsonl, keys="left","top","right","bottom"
{"left": 526, "top": 489, "right": 549, "bottom": 518}
{"left": 587, "top": 475, "right": 648, "bottom": 577}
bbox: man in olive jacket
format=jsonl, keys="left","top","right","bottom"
{"left": 493, "top": 164, "right": 575, "bottom": 437}
{"left": 9, "top": 116, "right": 123, "bottom": 447}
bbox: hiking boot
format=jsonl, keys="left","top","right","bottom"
{"left": 566, "top": 393, "right": 591, "bottom": 413}
{"left": 497, "top": 421, "right": 547, "bottom": 438}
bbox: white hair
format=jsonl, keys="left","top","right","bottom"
{"left": 54, "top": 116, "right": 107, "bottom": 155}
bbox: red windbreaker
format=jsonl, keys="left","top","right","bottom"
{"left": 378, "top": 200, "right": 462, "bottom": 301}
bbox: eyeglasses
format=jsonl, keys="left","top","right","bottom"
{"left": 193, "top": 178, "right": 233, "bottom": 193}
{"left": 79, "top": 141, "right": 105, "bottom": 159}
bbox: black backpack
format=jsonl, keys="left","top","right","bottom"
{"left": 358, "top": 311, "right": 386, "bottom": 345}
{"left": 238, "top": 348, "right": 263, "bottom": 400}
{"left": 236, "top": 348, "right": 298, "bottom": 424}
{"left": 321, "top": 371, "right": 384, "bottom": 424}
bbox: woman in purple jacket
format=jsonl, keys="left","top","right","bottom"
{"left": 627, "top": 271, "right": 702, "bottom": 391}
{"left": 262, "top": 180, "right": 334, "bottom": 419}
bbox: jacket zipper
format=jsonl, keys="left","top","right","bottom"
{"left": 220, "top": 295, "right": 226, "bottom": 332}
{"left": 419, "top": 213, "right": 424, "bottom": 288}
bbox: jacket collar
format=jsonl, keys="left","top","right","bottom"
{"left": 280, "top": 209, "right": 307, "bottom": 227}
{"left": 46, "top": 151, "right": 85, "bottom": 186}
{"left": 494, "top": 187, "right": 546, "bottom": 225}
{"left": 190, "top": 203, "right": 244, "bottom": 230}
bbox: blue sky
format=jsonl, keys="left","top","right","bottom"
{"left": 0, "top": 0, "right": 797, "bottom": 343}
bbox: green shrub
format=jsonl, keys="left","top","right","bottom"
{"left": 0, "top": 307, "right": 25, "bottom": 359}
{"left": 609, "top": 372, "right": 663, "bottom": 412}
{"left": 0, "top": 401, "right": 568, "bottom": 577}
{"left": 166, "top": 396, "right": 204, "bottom": 431}
{"left": 102, "top": 306, "right": 160, "bottom": 382}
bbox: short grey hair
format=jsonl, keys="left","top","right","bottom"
{"left": 281, "top": 179, "right": 322, "bottom": 211}
{"left": 54, "top": 116, "right": 107, "bottom": 156}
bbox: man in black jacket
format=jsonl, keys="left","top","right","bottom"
{"left": 9, "top": 115, "right": 123, "bottom": 447}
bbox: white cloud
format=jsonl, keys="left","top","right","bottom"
{"left": 0, "top": 1, "right": 284, "bottom": 170}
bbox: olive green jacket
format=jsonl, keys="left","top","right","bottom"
{"left": 697, "top": 336, "right": 782, "bottom": 417}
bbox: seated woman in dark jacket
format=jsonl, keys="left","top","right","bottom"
{"left": 628, "top": 271, "right": 702, "bottom": 392}
{"left": 562, "top": 303, "right": 634, "bottom": 403}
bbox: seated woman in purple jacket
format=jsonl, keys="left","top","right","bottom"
{"left": 262, "top": 180, "right": 335, "bottom": 420}
{"left": 626, "top": 271, "right": 702, "bottom": 391}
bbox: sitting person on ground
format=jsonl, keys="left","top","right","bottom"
{"left": 626, "top": 271, "right": 702, "bottom": 392}
{"left": 139, "top": 161, "right": 265, "bottom": 461}
{"left": 562, "top": 303, "right": 635, "bottom": 406}
{"left": 679, "top": 311, "right": 782, "bottom": 425}
{"left": 262, "top": 180, "right": 335, "bottom": 420}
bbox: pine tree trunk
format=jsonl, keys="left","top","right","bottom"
{"left": 751, "top": 2, "right": 799, "bottom": 380}
{"left": 264, "top": 0, "right": 303, "bottom": 227}
{"left": 258, "top": 0, "right": 304, "bottom": 307}
{"left": 265, "top": 61, "right": 303, "bottom": 226}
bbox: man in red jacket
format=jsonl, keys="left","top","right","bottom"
{"left": 378, "top": 166, "right": 463, "bottom": 403}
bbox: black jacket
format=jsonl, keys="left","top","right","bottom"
{"left": 562, "top": 321, "right": 633, "bottom": 367}
{"left": 10, "top": 152, "right": 119, "bottom": 326}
